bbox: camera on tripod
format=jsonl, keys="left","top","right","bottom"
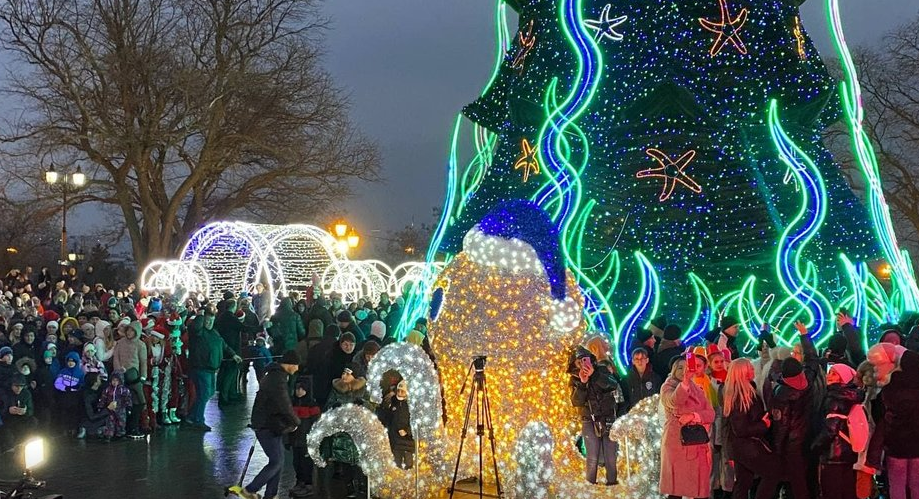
{"left": 472, "top": 355, "right": 487, "bottom": 372}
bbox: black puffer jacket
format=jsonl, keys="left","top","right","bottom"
{"left": 570, "top": 354, "right": 626, "bottom": 424}
{"left": 812, "top": 382, "right": 863, "bottom": 464}
{"left": 878, "top": 350, "right": 919, "bottom": 458}
{"left": 250, "top": 363, "right": 299, "bottom": 435}
{"left": 770, "top": 379, "right": 813, "bottom": 455}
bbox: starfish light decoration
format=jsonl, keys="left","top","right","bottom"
{"left": 636, "top": 148, "right": 702, "bottom": 202}
{"left": 698, "top": 0, "right": 749, "bottom": 56}
{"left": 510, "top": 20, "right": 537, "bottom": 73}
{"left": 514, "top": 139, "right": 540, "bottom": 183}
{"left": 584, "top": 4, "right": 628, "bottom": 42}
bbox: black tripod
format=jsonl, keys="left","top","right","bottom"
{"left": 448, "top": 356, "right": 504, "bottom": 499}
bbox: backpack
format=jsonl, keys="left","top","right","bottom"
{"left": 828, "top": 403, "right": 870, "bottom": 453}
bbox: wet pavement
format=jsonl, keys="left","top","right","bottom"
{"left": 1, "top": 375, "right": 296, "bottom": 499}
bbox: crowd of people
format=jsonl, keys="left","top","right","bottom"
{"left": 572, "top": 311, "right": 919, "bottom": 499}
{"left": 0, "top": 266, "right": 428, "bottom": 499}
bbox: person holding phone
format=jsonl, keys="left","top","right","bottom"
{"left": 570, "top": 346, "right": 626, "bottom": 486}
{"left": 659, "top": 352, "right": 716, "bottom": 499}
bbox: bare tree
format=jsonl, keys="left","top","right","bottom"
{"left": 0, "top": 0, "right": 379, "bottom": 266}
{"left": 824, "top": 16, "right": 919, "bottom": 258}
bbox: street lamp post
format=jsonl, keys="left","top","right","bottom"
{"left": 330, "top": 219, "right": 360, "bottom": 255}
{"left": 44, "top": 164, "right": 86, "bottom": 268}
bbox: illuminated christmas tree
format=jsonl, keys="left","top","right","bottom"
{"left": 406, "top": 0, "right": 919, "bottom": 372}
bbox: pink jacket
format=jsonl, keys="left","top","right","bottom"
{"left": 659, "top": 376, "right": 716, "bottom": 498}
{"left": 113, "top": 337, "right": 148, "bottom": 379}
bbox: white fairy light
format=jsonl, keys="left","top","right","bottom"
{"left": 514, "top": 422, "right": 555, "bottom": 499}
{"left": 140, "top": 259, "right": 210, "bottom": 301}
{"left": 180, "top": 221, "right": 341, "bottom": 312}
{"left": 366, "top": 342, "right": 443, "bottom": 438}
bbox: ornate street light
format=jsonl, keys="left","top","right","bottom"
{"left": 43, "top": 163, "right": 87, "bottom": 267}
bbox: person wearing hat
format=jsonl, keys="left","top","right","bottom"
{"left": 812, "top": 363, "right": 862, "bottom": 499}
{"left": 215, "top": 299, "right": 245, "bottom": 407}
{"left": 352, "top": 338, "right": 381, "bottom": 380}
{"left": 0, "top": 346, "right": 15, "bottom": 389}
{"left": 336, "top": 310, "right": 363, "bottom": 344}
{"left": 379, "top": 379, "right": 414, "bottom": 470}
{"left": 234, "top": 350, "right": 300, "bottom": 499}
{"left": 186, "top": 308, "right": 243, "bottom": 431}
{"left": 768, "top": 356, "right": 813, "bottom": 499}
{"left": 0, "top": 373, "right": 35, "bottom": 451}
{"left": 317, "top": 361, "right": 370, "bottom": 497}
{"left": 305, "top": 324, "right": 341, "bottom": 408}
{"left": 268, "top": 297, "right": 306, "bottom": 356}
{"left": 706, "top": 315, "right": 741, "bottom": 361}
{"left": 652, "top": 324, "right": 684, "bottom": 380}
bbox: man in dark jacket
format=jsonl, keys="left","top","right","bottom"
{"left": 835, "top": 311, "right": 867, "bottom": 366}
{"left": 651, "top": 325, "right": 683, "bottom": 380}
{"left": 307, "top": 297, "right": 334, "bottom": 329}
{"left": 186, "top": 309, "right": 242, "bottom": 431}
{"left": 625, "top": 346, "right": 661, "bottom": 411}
{"left": 770, "top": 357, "right": 813, "bottom": 499}
{"left": 215, "top": 300, "right": 245, "bottom": 407}
{"left": 706, "top": 315, "right": 741, "bottom": 361}
{"left": 305, "top": 325, "right": 341, "bottom": 407}
{"left": 236, "top": 350, "right": 300, "bottom": 499}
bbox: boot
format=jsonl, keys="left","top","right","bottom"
{"left": 76, "top": 426, "right": 86, "bottom": 439}
{"left": 168, "top": 408, "right": 181, "bottom": 424}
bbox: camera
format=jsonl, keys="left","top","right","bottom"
{"left": 473, "top": 355, "right": 487, "bottom": 372}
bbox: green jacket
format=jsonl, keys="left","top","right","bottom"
{"left": 269, "top": 297, "right": 306, "bottom": 353}
{"left": 188, "top": 316, "right": 235, "bottom": 371}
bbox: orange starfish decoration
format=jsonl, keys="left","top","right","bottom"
{"left": 699, "top": 0, "right": 749, "bottom": 56}
{"left": 636, "top": 148, "right": 702, "bottom": 202}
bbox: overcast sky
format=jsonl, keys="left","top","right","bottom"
{"left": 320, "top": 0, "right": 919, "bottom": 245}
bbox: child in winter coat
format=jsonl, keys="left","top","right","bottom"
{"left": 288, "top": 379, "right": 321, "bottom": 497}
{"left": 250, "top": 335, "right": 273, "bottom": 380}
{"left": 99, "top": 369, "right": 133, "bottom": 440}
{"left": 381, "top": 380, "right": 414, "bottom": 469}
{"left": 81, "top": 343, "right": 108, "bottom": 381}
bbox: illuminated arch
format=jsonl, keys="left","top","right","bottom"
{"left": 180, "top": 221, "right": 342, "bottom": 312}
{"left": 140, "top": 260, "right": 210, "bottom": 301}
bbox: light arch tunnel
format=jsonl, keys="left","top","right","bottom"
{"left": 175, "top": 221, "right": 343, "bottom": 313}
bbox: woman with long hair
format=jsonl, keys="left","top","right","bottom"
{"left": 724, "top": 358, "right": 781, "bottom": 499}
{"left": 659, "top": 355, "right": 715, "bottom": 499}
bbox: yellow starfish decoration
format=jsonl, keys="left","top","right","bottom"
{"left": 513, "top": 139, "right": 540, "bottom": 183}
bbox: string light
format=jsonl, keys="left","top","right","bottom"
{"left": 584, "top": 4, "right": 628, "bottom": 43}
{"left": 180, "top": 221, "right": 341, "bottom": 312}
{"left": 698, "top": 0, "right": 750, "bottom": 56}
{"left": 514, "top": 422, "right": 555, "bottom": 499}
{"left": 636, "top": 148, "right": 702, "bottom": 202}
{"left": 514, "top": 138, "right": 541, "bottom": 183}
{"left": 140, "top": 259, "right": 210, "bottom": 301}
{"left": 510, "top": 20, "right": 537, "bottom": 73}
{"left": 793, "top": 16, "right": 807, "bottom": 60}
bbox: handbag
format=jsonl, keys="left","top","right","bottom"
{"left": 680, "top": 424, "right": 710, "bottom": 446}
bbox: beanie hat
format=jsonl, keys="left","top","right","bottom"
{"left": 692, "top": 346, "right": 707, "bottom": 360}
{"left": 10, "top": 373, "right": 27, "bottom": 386}
{"left": 0, "top": 346, "right": 12, "bottom": 358}
{"left": 355, "top": 309, "right": 369, "bottom": 322}
{"left": 281, "top": 350, "right": 301, "bottom": 366}
{"left": 324, "top": 324, "right": 341, "bottom": 339}
{"left": 663, "top": 324, "right": 682, "bottom": 341}
{"left": 46, "top": 320, "right": 59, "bottom": 331}
{"left": 827, "top": 333, "right": 849, "bottom": 353}
{"left": 370, "top": 320, "right": 386, "bottom": 340}
{"left": 81, "top": 323, "right": 95, "bottom": 335}
{"left": 337, "top": 310, "right": 351, "bottom": 323}
{"left": 782, "top": 357, "right": 804, "bottom": 378}
{"left": 868, "top": 342, "right": 907, "bottom": 386}
{"left": 720, "top": 315, "right": 739, "bottom": 332}
{"left": 706, "top": 344, "right": 726, "bottom": 359}
{"left": 464, "top": 200, "right": 582, "bottom": 333}
{"left": 43, "top": 349, "right": 54, "bottom": 359}
{"left": 828, "top": 363, "right": 857, "bottom": 385}
{"left": 151, "top": 325, "right": 168, "bottom": 340}
{"left": 140, "top": 317, "right": 155, "bottom": 331}
{"left": 107, "top": 297, "right": 119, "bottom": 309}
{"left": 42, "top": 310, "right": 60, "bottom": 323}
{"left": 635, "top": 328, "right": 653, "bottom": 344}
{"left": 649, "top": 316, "right": 668, "bottom": 332}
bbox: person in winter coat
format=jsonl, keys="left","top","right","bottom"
{"left": 723, "top": 358, "right": 780, "bottom": 499}
{"left": 652, "top": 325, "right": 683, "bottom": 381}
{"left": 791, "top": 320, "right": 828, "bottom": 498}
{"left": 769, "top": 356, "right": 814, "bottom": 499}
{"left": 288, "top": 378, "right": 321, "bottom": 497}
{"left": 12, "top": 330, "right": 38, "bottom": 361}
{"left": 329, "top": 333, "right": 357, "bottom": 386}
{"left": 659, "top": 355, "right": 716, "bottom": 499}
{"left": 236, "top": 351, "right": 300, "bottom": 499}
{"left": 836, "top": 310, "right": 867, "bottom": 366}
{"left": 76, "top": 372, "right": 109, "bottom": 439}
{"left": 570, "top": 344, "right": 626, "bottom": 485}
{"left": 33, "top": 349, "right": 57, "bottom": 428}
{"left": 268, "top": 297, "right": 306, "bottom": 356}
{"left": 705, "top": 315, "right": 741, "bottom": 361}
{"left": 0, "top": 346, "right": 14, "bottom": 388}
{"left": 81, "top": 343, "right": 107, "bottom": 381}
{"left": 215, "top": 301, "right": 244, "bottom": 407}
{"left": 866, "top": 344, "right": 919, "bottom": 499}
{"left": 305, "top": 325, "right": 340, "bottom": 407}
{"left": 320, "top": 363, "right": 369, "bottom": 498}
{"left": 307, "top": 296, "right": 334, "bottom": 329}
{"left": 812, "top": 363, "right": 862, "bottom": 499}
{"left": 186, "top": 309, "right": 243, "bottom": 431}
{"left": 379, "top": 380, "right": 414, "bottom": 469}
{"left": 99, "top": 369, "right": 132, "bottom": 440}
{"left": 112, "top": 321, "right": 147, "bottom": 383}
